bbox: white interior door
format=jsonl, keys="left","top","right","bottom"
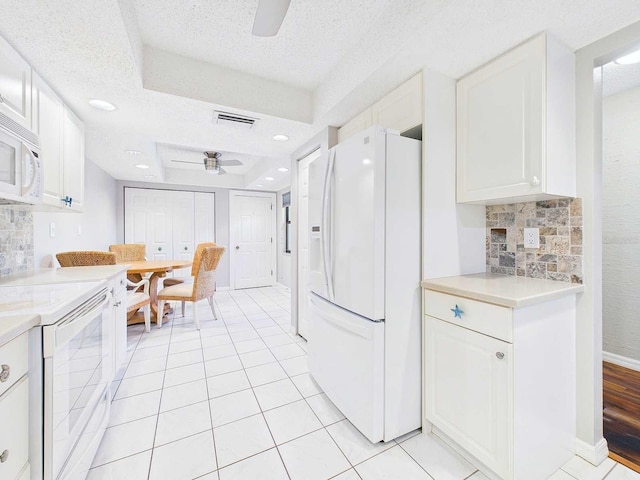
{"left": 230, "top": 191, "right": 276, "bottom": 289}
{"left": 172, "top": 191, "right": 195, "bottom": 277}
{"left": 297, "top": 149, "right": 321, "bottom": 339}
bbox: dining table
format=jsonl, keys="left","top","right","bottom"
{"left": 122, "top": 259, "right": 192, "bottom": 324}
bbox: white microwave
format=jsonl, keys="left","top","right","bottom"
{"left": 0, "top": 117, "right": 42, "bottom": 205}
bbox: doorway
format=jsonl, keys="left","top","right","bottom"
{"left": 600, "top": 50, "right": 640, "bottom": 472}
{"left": 229, "top": 190, "right": 276, "bottom": 290}
{"left": 296, "top": 148, "right": 321, "bottom": 339}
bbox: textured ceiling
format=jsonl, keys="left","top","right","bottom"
{"left": 133, "top": 0, "right": 395, "bottom": 90}
{"left": 0, "top": 0, "right": 639, "bottom": 190}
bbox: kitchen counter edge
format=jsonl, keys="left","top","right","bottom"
{"left": 421, "top": 273, "right": 584, "bottom": 308}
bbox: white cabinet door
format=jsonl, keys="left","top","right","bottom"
{"left": 62, "top": 106, "right": 85, "bottom": 211}
{"left": 425, "top": 316, "right": 512, "bottom": 479}
{"left": 32, "top": 73, "right": 64, "bottom": 208}
{"left": 112, "top": 280, "right": 127, "bottom": 374}
{"left": 457, "top": 35, "right": 545, "bottom": 203}
{"left": 172, "top": 191, "right": 195, "bottom": 278}
{"left": 194, "top": 192, "right": 216, "bottom": 244}
{"left": 0, "top": 35, "right": 32, "bottom": 130}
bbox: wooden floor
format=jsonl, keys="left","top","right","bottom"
{"left": 603, "top": 361, "right": 640, "bottom": 473}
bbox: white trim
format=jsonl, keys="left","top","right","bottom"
{"left": 228, "top": 190, "right": 277, "bottom": 290}
{"left": 603, "top": 351, "right": 640, "bottom": 372}
{"left": 574, "top": 438, "right": 609, "bottom": 466}
{"left": 275, "top": 282, "right": 290, "bottom": 291}
{"left": 216, "top": 286, "right": 230, "bottom": 292}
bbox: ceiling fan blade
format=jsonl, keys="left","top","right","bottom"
{"left": 171, "top": 159, "right": 201, "bottom": 164}
{"left": 219, "top": 159, "right": 243, "bottom": 166}
{"left": 252, "top": 0, "right": 291, "bottom": 37}
{"left": 218, "top": 167, "right": 227, "bottom": 175}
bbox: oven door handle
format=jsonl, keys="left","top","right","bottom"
{"left": 43, "top": 289, "right": 111, "bottom": 357}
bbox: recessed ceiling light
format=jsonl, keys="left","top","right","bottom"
{"left": 615, "top": 49, "right": 640, "bottom": 65}
{"left": 125, "top": 149, "right": 143, "bottom": 156}
{"left": 265, "top": 176, "right": 275, "bottom": 181}
{"left": 362, "top": 158, "right": 372, "bottom": 165}
{"left": 272, "top": 134, "right": 289, "bottom": 142}
{"left": 89, "top": 99, "right": 117, "bottom": 111}
{"left": 277, "top": 167, "right": 289, "bottom": 172}
{"left": 135, "top": 164, "right": 149, "bottom": 169}
{"left": 256, "top": 184, "right": 264, "bottom": 187}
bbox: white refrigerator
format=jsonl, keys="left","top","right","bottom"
{"left": 307, "top": 125, "right": 422, "bottom": 443}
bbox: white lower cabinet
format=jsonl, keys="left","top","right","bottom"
{"left": 0, "top": 332, "right": 30, "bottom": 480}
{"left": 111, "top": 272, "right": 127, "bottom": 375}
{"left": 424, "top": 289, "right": 576, "bottom": 480}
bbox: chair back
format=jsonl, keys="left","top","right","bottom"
{"left": 56, "top": 251, "right": 116, "bottom": 267}
{"left": 191, "top": 242, "right": 217, "bottom": 276}
{"left": 193, "top": 246, "right": 225, "bottom": 301}
{"left": 109, "top": 244, "right": 146, "bottom": 262}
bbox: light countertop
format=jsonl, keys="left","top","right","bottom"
{"left": 0, "top": 312, "right": 39, "bottom": 346}
{"left": 0, "top": 265, "right": 128, "bottom": 287}
{"left": 421, "top": 273, "right": 584, "bottom": 308}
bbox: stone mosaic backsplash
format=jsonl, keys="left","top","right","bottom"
{"left": 0, "top": 206, "right": 34, "bottom": 275}
{"left": 486, "top": 198, "right": 583, "bottom": 283}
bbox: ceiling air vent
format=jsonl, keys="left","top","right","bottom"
{"left": 213, "top": 111, "right": 258, "bottom": 130}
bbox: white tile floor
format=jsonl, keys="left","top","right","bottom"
{"left": 89, "top": 286, "right": 640, "bottom": 480}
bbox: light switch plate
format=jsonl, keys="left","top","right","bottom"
{"left": 524, "top": 228, "right": 540, "bottom": 248}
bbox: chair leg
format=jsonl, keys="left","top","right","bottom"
{"left": 209, "top": 296, "right": 217, "bottom": 320}
{"left": 181, "top": 301, "right": 185, "bottom": 317}
{"left": 193, "top": 301, "right": 200, "bottom": 330}
{"left": 157, "top": 300, "right": 164, "bottom": 328}
{"left": 143, "top": 304, "right": 150, "bottom": 333}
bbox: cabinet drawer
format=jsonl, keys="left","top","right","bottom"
{"left": 0, "top": 332, "right": 28, "bottom": 397}
{"left": 0, "top": 376, "right": 29, "bottom": 480}
{"left": 424, "top": 290, "right": 512, "bottom": 342}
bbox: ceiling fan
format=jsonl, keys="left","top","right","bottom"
{"left": 252, "top": 0, "right": 291, "bottom": 37}
{"left": 171, "top": 151, "right": 243, "bottom": 175}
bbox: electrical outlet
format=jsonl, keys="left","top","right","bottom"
{"left": 524, "top": 228, "right": 540, "bottom": 249}
{"left": 49, "top": 222, "right": 55, "bottom": 238}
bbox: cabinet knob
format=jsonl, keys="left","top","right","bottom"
{"left": 0, "top": 449, "right": 7, "bottom": 463}
{"left": 235, "top": 246, "right": 240, "bottom": 250}
{"left": 184, "top": 246, "right": 188, "bottom": 251}
{"left": 158, "top": 246, "right": 162, "bottom": 251}
{"left": 496, "top": 352, "right": 505, "bottom": 360}
{"left": 114, "top": 301, "right": 122, "bottom": 307}
{"left": 530, "top": 176, "right": 540, "bottom": 186}
{"left": 450, "top": 305, "right": 463, "bottom": 319}
{"left": 0, "top": 364, "right": 9, "bottom": 383}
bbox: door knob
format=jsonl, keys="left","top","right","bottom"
{"left": 184, "top": 246, "right": 188, "bottom": 251}
{"left": 235, "top": 246, "right": 240, "bottom": 250}
{"left": 158, "top": 246, "right": 162, "bottom": 251}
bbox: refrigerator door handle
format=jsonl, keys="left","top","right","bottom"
{"left": 322, "top": 149, "right": 336, "bottom": 302}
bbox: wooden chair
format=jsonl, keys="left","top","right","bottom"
{"left": 55, "top": 250, "right": 152, "bottom": 332}
{"left": 109, "top": 243, "right": 148, "bottom": 285}
{"left": 157, "top": 245, "right": 225, "bottom": 330}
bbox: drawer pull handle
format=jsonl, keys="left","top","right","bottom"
{"left": 496, "top": 352, "right": 505, "bottom": 360}
{"left": 0, "top": 364, "right": 9, "bottom": 382}
{"left": 450, "top": 305, "right": 464, "bottom": 319}
{"left": 114, "top": 301, "right": 122, "bottom": 307}
{"left": 0, "top": 449, "right": 8, "bottom": 463}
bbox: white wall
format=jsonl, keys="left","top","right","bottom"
{"left": 276, "top": 187, "right": 292, "bottom": 288}
{"left": 602, "top": 86, "right": 640, "bottom": 363}
{"left": 33, "top": 161, "right": 118, "bottom": 267}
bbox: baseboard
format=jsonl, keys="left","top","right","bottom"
{"left": 575, "top": 437, "right": 609, "bottom": 466}
{"left": 217, "top": 286, "right": 230, "bottom": 292}
{"left": 275, "top": 282, "right": 290, "bottom": 290}
{"left": 603, "top": 351, "right": 640, "bottom": 372}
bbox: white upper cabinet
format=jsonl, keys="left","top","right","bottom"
{"left": 62, "top": 106, "right": 85, "bottom": 211}
{"left": 337, "top": 72, "right": 422, "bottom": 143}
{"left": 32, "top": 73, "right": 64, "bottom": 207}
{"left": 456, "top": 33, "right": 575, "bottom": 204}
{"left": 0, "top": 35, "right": 32, "bottom": 130}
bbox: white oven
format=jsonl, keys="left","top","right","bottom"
{"left": 0, "top": 115, "right": 42, "bottom": 205}
{"left": 26, "top": 283, "right": 113, "bottom": 480}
